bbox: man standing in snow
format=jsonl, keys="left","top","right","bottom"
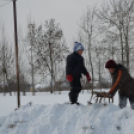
{"left": 105, "top": 60, "right": 134, "bottom": 109}
{"left": 66, "top": 42, "right": 91, "bottom": 105}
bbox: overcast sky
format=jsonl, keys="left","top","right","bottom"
{"left": 0, "top": 0, "right": 103, "bottom": 48}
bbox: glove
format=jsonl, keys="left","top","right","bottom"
{"left": 105, "top": 92, "right": 112, "bottom": 98}
{"left": 67, "top": 74, "right": 73, "bottom": 82}
{"left": 86, "top": 73, "right": 91, "bottom": 82}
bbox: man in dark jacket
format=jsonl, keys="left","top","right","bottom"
{"left": 105, "top": 60, "right": 134, "bottom": 109}
{"left": 66, "top": 42, "right": 91, "bottom": 105}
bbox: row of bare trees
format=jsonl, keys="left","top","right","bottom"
{"left": 0, "top": 0, "right": 134, "bottom": 94}
{"left": 77, "top": 0, "right": 134, "bottom": 89}
{"left": 0, "top": 26, "right": 31, "bottom": 95}
{"left": 24, "top": 19, "right": 69, "bottom": 93}
{"left": 0, "top": 19, "right": 69, "bottom": 94}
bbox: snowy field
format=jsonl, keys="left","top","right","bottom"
{"left": 0, "top": 89, "right": 119, "bottom": 116}
{"left": 0, "top": 90, "right": 133, "bottom": 134}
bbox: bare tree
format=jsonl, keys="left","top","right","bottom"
{"left": 29, "top": 19, "right": 68, "bottom": 93}
{"left": 78, "top": 6, "right": 98, "bottom": 90}
{"left": 0, "top": 27, "right": 14, "bottom": 95}
{"left": 53, "top": 39, "right": 69, "bottom": 92}
{"left": 97, "top": 0, "right": 134, "bottom": 72}
{"left": 24, "top": 22, "right": 38, "bottom": 95}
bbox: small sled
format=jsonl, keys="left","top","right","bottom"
{"left": 87, "top": 91, "right": 114, "bottom": 106}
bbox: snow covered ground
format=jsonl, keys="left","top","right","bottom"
{"left": 0, "top": 89, "right": 119, "bottom": 116}
{"left": 0, "top": 90, "right": 133, "bottom": 134}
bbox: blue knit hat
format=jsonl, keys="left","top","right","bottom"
{"left": 73, "top": 42, "right": 84, "bottom": 52}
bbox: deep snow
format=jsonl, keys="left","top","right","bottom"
{"left": 0, "top": 103, "right": 134, "bottom": 134}
{"left": 0, "top": 90, "right": 133, "bottom": 134}
{"left": 0, "top": 90, "right": 119, "bottom": 116}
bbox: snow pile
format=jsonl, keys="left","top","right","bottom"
{"left": 0, "top": 103, "right": 134, "bottom": 134}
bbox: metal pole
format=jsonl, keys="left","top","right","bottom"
{"left": 13, "top": 0, "right": 20, "bottom": 108}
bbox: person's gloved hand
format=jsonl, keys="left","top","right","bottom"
{"left": 67, "top": 74, "right": 73, "bottom": 82}
{"left": 105, "top": 92, "right": 112, "bottom": 98}
{"left": 86, "top": 73, "right": 91, "bottom": 82}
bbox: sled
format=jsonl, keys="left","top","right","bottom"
{"left": 88, "top": 91, "right": 114, "bottom": 105}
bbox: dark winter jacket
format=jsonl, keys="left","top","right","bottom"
{"left": 109, "top": 64, "right": 134, "bottom": 97}
{"left": 66, "top": 52, "right": 88, "bottom": 78}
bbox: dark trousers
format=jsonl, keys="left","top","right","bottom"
{"left": 118, "top": 92, "right": 134, "bottom": 109}
{"left": 68, "top": 78, "right": 82, "bottom": 103}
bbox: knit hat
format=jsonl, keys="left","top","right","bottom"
{"left": 73, "top": 42, "right": 84, "bottom": 52}
{"left": 105, "top": 60, "right": 117, "bottom": 68}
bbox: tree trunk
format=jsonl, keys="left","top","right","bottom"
{"left": 49, "top": 43, "right": 55, "bottom": 93}
{"left": 125, "top": 36, "right": 130, "bottom": 72}
{"left": 88, "top": 35, "right": 94, "bottom": 91}
{"left": 3, "top": 74, "right": 6, "bottom": 96}
{"left": 98, "top": 59, "right": 101, "bottom": 90}
{"left": 119, "top": 30, "right": 124, "bottom": 65}
{"left": 23, "top": 76, "right": 26, "bottom": 96}
{"left": 31, "top": 33, "right": 35, "bottom": 96}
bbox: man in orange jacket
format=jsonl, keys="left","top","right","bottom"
{"left": 105, "top": 60, "right": 134, "bottom": 109}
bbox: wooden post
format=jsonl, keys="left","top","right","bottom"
{"left": 13, "top": 0, "right": 20, "bottom": 108}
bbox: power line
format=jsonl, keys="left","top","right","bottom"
{"left": 0, "top": 1, "right": 12, "bottom": 8}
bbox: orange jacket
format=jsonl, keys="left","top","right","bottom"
{"left": 109, "top": 64, "right": 134, "bottom": 96}
{"left": 109, "top": 70, "right": 122, "bottom": 95}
